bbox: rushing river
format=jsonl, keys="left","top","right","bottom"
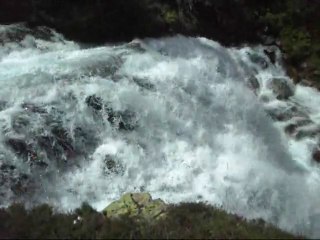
{"left": 1, "top": 23, "right": 320, "bottom": 237}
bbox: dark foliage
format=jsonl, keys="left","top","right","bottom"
{"left": 0, "top": 202, "right": 299, "bottom": 239}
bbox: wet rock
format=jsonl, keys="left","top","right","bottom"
{"left": 103, "top": 155, "right": 124, "bottom": 175}
{"left": 246, "top": 75, "right": 260, "bottom": 91}
{"left": 295, "top": 125, "right": 320, "bottom": 140}
{"left": 259, "top": 95, "right": 270, "bottom": 103}
{"left": 127, "top": 40, "right": 146, "bottom": 53}
{"left": 284, "top": 124, "right": 297, "bottom": 136}
{"left": 116, "top": 110, "right": 138, "bottom": 131}
{"left": 11, "top": 114, "right": 30, "bottom": 134}
{"left": 0, "top": 162, "right": 33, "bottom": 197}
{"left": 85, "top": 95, "right": 103, "bottom": 111}
{"left": 312, "top": 149, "right": 320, "bottom": 163}
{"left": 132, "top": 77, "right": 155, "bottom": 91}
{"left": 51, "top": 126, "right": 73, "bottom": 149}
{"left": 5, "top": 138, "right": 35, "bottom": 159}
{"left": 103, "top": 193, "right": 167, "bottom": 220}
{"left": 263, "top": 48, "right": 276, "bottom": 65}
{"left": 248, "top": 53, "right": 268, "bottom": 69}
{"left": 86, "top": 95, "right": 138, "bottom": 131}
{"left": 107, "top": 109, "right": 138, "bottom": 131}
{"left": 37, "top": 127, "right": 75, "bottom": 162}
{"left": 0, "top": 101, "right": 7, "bottom": 111}
{"left": 284, "top": 119, "right": 313, "bottom": 136}
{"left": 268, "top": 77, "right": 295, "bottom": 100}
{"left": 84, "top": 56, "right": 123, "bottom": 77}
{"left": 21, "top": 103, "right": 47, "bottom": 114}
{"left": 265, "top": 105, "right": 308, "bottom": 122}
{"left": 10, "top": 173, "right": 30, "bottom": 195}
{"left": 0, "top": 163, "right": 16, "bottom": 172}
{"left": 73, "top": 126, "right": 98, "bottom": 153}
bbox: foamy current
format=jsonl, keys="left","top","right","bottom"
{"left": 1, "top": 24, "right": 320, "bottom": 237}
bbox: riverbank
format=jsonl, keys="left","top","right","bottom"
{"left": 0, "top": 193, "right": 298, "bottom": 239}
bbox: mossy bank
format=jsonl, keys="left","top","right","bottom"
{"left": 0, "top": 193, "right": 299, "bottom": 239}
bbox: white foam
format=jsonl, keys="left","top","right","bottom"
{"left": 1, "top": 26, "right": 320, "bottom": 237}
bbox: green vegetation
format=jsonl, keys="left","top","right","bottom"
{"left": 0, "top": 201, "right": 299, "bottom": 239}
{"left": 162, "top": 7, "right": 179, "bottom": 25}
{"left": 256, "top": 0, "right": 320, "bottom": 86}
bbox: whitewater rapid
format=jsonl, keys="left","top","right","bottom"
{"left": 1, "top": 24, "right": 320, "bottom": 237}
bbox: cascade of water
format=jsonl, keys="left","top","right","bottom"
{"left": 1, "top": 24, "right": 320, "bottom": 237}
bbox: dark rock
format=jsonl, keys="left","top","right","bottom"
{"left": 51, "top": 126, "right": 71, "bottom": 144}
{"left": 86, "top": 95, "right": 138, "bottom": 131}
{"left": 106, "top": 109, "right": 138, "bottom": 131}
{"left": 5, "top": 138, "right": 35, "bottom": 159}
{"left": 248, "top": 53, "right": 268, "bottom": 69}
{"left": 295, "top": 126, "right": 320, "bottom": 140}
{"left": 284, "top": 119, "right": 313, "bottom": 136}
{"left": 85, "top": 95, "right": 103, "bottom": 111}
{"left": 266, "top": 105, "right": 308, "bottom": 122}
{"left": 103, "top": 155, "right": 124, "bottom": 175}
{"left": 37, "top": 126, "right": 75, "bottom": 162}
{"left": 11, "top": 114, "right": 30, "bottom": 134}
{"left": 117, "top": 110, "right": 138, "bottom": 131}
{"left": 246, "top": 75, "right": 260, "bottom": 91}
{"left": 21, "top": 103, "right": 47, "bottom": 114}
{"left": 284, "top": 124, "right": 298, "bottom": 136}
{"left": 10, "top": 173, "right": 30, "bottom": 195}
{"left": 0, "top": 162, "right": 33, "bottom": 197}
{"left": 0, "top": 163, "right": 16, "bottom": 172}
{"left": 84, "top": 56, "right": 123, "bottom": 78}
{"left": 263, "top": 48, "right": 276, "bottom": 64}
{"left": 127, "top": 41, "right": 146, "bottom": 53}
{"left": 0, "top": 101, "right": 7, "bottom": 111}
{"left": 312, "top": 149, "right": 320, "bottom": 163}
{"left": 132, "top": 77, "right": 155, "bottom": 91}
{"left": 268, "top": 77, "right": 295, "bottom": 100}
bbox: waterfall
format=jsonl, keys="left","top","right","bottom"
{"left": 1, "top": 23, "right": 320, "bottom": 237}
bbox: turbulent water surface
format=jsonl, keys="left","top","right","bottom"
{"left": 1, "top": 24, "right": 320, "bottom": 237}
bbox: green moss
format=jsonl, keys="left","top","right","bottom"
{"left": 163, "top": 9, "right": 178, "bottom": 25}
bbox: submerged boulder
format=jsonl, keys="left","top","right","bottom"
{"left": 246, "top": 75, "right": 260, "bottom": 92}
{"left": 312, "top": 148, "right": 320, "bottom": 163}
{"left": 268, "top": 77, "right": 295, "bottom": 100}
{"left": 85, "top": 95, "right": 138, "bottom": 131}
{"left": 248, "top": 53, "right": 268, "bottom": 69}
{"left": 295, "top": 125, "right": 320, "bottom": 140}
{"left": 85, "top": 95, "right": 103, "bottom": 111}
{"left": 0, "top": 162, "right": 33, "bottom": 197}
{"left": 263, "top": 48, "right": 276, "bottom": 65}
{"left": 5, "top": 138, "right": 35, "bottom": 160}
{"left": 284, "top": 119, "right": 313, "bottom": 136}
{"left": 103, "top": 193, "right": 167, "bottom": 220}
{"left": 0, "top": 101, "right": 7, "bottom": 111}
{"left": 265, "top": 104, "right": 308, "bottom": 122}
{"left": 103, "top": 154, "right": 124, "bottom": 175}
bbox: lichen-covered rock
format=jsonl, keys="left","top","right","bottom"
{"left": 103, "top": 193, "right": 167, "bottom": 220}
{"left": 268, "top": 77, "right": 295, "bottom": 100}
